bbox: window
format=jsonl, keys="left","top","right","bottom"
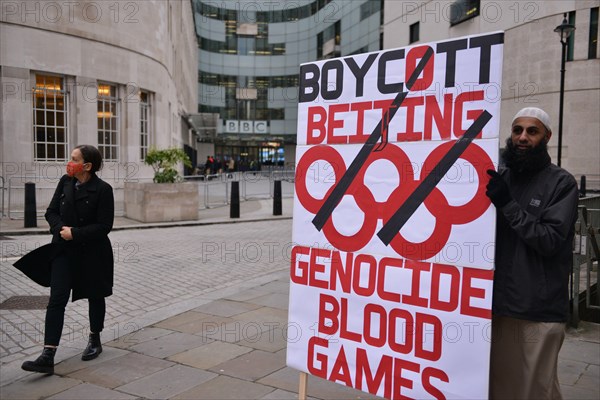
{"left": 199, "top": 24, "right": 285, "bottom": 54}
{"left": 450, "top": 0, "right": 480, "bottom": 26}
{"left": 238, "top": 37, "right": 251, "bottom": 55}
{"left": 140, "top": 91, "right": 150, "bottom": 161}
{"left": 589, "top": 7, "right": 598, "bottom": 59}
{"left": 97, "top": 83, "right": 119, "bottom": 161}
{"left": 409, "top": 22, "right": 420, "bottom": 43}
{"left": 317, "top": 21, "right": 341, "bottom": 60}
{"left": 567, "top": 11, "right": 576, "bottom": 61}
{"left": 198, "top": 0, "right": 332, "bottom": 23}
{"left": 33, "top": 74, "right": 68, "bottom": 161}
{"left": 199, "top": 73, "right": 298, "bottom": 88}
{"left": 360, "top": 0, "right": 381, "bottom": 21}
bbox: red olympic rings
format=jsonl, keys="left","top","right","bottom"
{"left": 295, "top": 142, "right": 494, "bottom": 260}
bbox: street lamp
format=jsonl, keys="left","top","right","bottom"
{"left": 553, "top": 13, "right": 575, "bottom": 167}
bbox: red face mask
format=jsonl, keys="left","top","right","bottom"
{"left": 66, "top": 162, "right": 84, "bottom": 177}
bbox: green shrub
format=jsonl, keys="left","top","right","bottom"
{"left": 144, "top": 148, "right": 192, "bottom": 183}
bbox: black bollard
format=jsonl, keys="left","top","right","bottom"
{"left": 580, "top": 175, "right": 586, "bottom": 198}
{"left": 24, "top": 182, "right": 37, "bottom": 228}
{"left": 230, "top": 181, "right": 240, "bottom": 218}
{"left": 273, "top": 180, "right": 282, "bottom": 216}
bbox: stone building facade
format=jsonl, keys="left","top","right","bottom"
{"left": 383, "top": 0, "right": 600, "bottom": 189}
{"left": 0, "top": 0, "right": 199, "bottom": 216}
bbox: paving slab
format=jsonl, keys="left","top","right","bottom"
{"left": 567, "top": 322, "right": 600, "bottom": 342}
{"left": 234, "top": 306, "right": 289, "bottom": 326}
{"left": 585, "top": 363, "right": 599, "bottom": 376}
{"left": 195, "top": 318, "right": 280, "bottom": 344}
{"left": 200, "top": 278, "right": 281, "bottom": 302}
{"left": 0, "top": 374, "right": 81, "bottom": 400}
{"left": 574, "top": 372, "right": 600, "bottom": 392}
{"left": 1, "top": 346, "right": 82, "bottom": 387}
{"left": 115, "top": 364, "right": 217, "bottom": 399}
{"left": 235, "top": 326, "right": 288, "bottom": 353}
{"left": 172, "top": 375, "right": 275, "bottom": 400}
{"left": 560, "top": 338, "right": 600, "bottom": 365}
{"left": 209, "top": 348, "right": 287, "bottom": 381}
{"left": 558, "top": 358, "right": 590, "bottom": 386}
{"left": 258, "top": 366, "right": 383, "bottom": 400}
{"left": 187, "top": 315, "right": 237, "bottom": 336}
{"left": 54, "top": 347, "right": 130, "bottom": 375}
{"left": 191, "top": 299, "right": 262, "bottom": 317}
{"left": 561, "top": 385, "right": 600, "bottom": 400}
{"left": 153, "top": 311, "right": 214, "bottom": 331}
{"left": 128, "top": 331, "right": 211, "bottom": 359}
{"left": 46, "top": 383, "right": 137, "bottom": 400}
{"left": 156, "top": 311, "right": 236, "bottom": 335}
{"left": 260, "top": 388, "right": 300, "bottom": 399}
{"left": 168, "top": 340, "right": 252, "bottom": 369}
{"left": 224, "top": 288, "right": 272, "bottom": 302}
{"left": 260, "top": 388, "right": 319, "bottom": 400}
{"left": 66, "top": 352, "right": 173, "bottom": 389}
{"left": 105, "top": 327, "right": 174, "bottom": 349}
{"left": 248, "top": 292, "right": 291, "bottom": 310}
{"left": 256, "top": 280, "right": 291, "bottom": 294}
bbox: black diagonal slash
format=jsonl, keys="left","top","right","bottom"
{"left": 376, "top": 110, "right": 492, "bottom": 246}
{"left": 312, "top": 47, "right": 435, "bottom": 231}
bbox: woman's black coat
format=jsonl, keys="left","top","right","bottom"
{"left": 16, "top": 174, "right": 115, "bottom": 301}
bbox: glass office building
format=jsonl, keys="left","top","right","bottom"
{"left": 193, "top": 0, "right": 383, "bottom": 168}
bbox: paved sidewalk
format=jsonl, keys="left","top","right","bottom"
{"left": 1, "top": 198, "right": 599, "bottom": 399}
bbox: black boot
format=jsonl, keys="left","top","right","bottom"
{"left": 81, "top": 332, "right": 102, "bottom": 361}
{"left": 21, "top": 347, "right": 56, "bottom": 374}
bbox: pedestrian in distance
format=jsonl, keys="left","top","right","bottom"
{"left": 486, "top": 107, "right": 579, "bottom": 399}
{"left": 17, "top": 145, "right": 115, "bottom": 374}
{"left": 205, "top": 155, "right": 214, "bottom": 175}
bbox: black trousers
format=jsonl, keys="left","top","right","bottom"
{"left": 44, "top": 254, "right": 105, "bottom": 346}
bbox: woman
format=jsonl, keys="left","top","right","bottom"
{"left": 21, "top": 145, "right": 114, "bottom": 374}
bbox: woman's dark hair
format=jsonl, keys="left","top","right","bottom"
{"left": 75, "top": 145, "right": 103, "bottom": 173}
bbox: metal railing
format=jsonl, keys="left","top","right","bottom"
{"left": 5, "top": 176, "right": 61, "bottom": 219}
{"left": 0, "top": 175, "right": 5, "bottom": 218}
{"left": 571, "top": 195, "right": 600, "bottom": 326}
{"left": 241, "top": 170, "right": 295, "bottom": 200}
{"left": 183, "top": 172, "right": 237, "bottom": 208}
{"left": 0, "top": 171, "right": 297, "bottom": 219}
{"left": 3, "top": 175, "right": 127, "bottom": 219}
{"left": 184, "top": 170, "right": 295, "bottom": 204}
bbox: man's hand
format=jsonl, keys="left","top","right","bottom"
{"left": 486, "top": 170, "right": 512, "bottom": 208}
{"left": 60, "top": 226, "right": 73, "bottom": 241}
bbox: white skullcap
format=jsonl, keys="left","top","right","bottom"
{"left": 512, "top": 107, "right": 552, "bottom": 133}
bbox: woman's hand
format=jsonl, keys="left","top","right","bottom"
{"left": 60, "top": 226, "right": 73, "bottom": 241}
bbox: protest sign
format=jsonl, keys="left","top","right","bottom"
{"left": 287, "top": 32, "right": 503, "bottom": 399}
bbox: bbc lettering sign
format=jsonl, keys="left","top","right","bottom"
{"left": 225, "top": 120, "right": 268, "bottom": 134}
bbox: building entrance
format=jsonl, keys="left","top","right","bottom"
{"left": 214, "top": 142, "right": 284, "bottom": 172}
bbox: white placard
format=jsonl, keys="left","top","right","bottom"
{"left": 288, "top": 32, "right": 504, "bottom": 399}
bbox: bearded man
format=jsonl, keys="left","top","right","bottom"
{"left": 486, "top": 107, "right": 579, "bottom": 399}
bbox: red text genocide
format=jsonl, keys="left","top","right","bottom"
{"left": 290, "top": 245, "right": 494, "bottom": 399}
